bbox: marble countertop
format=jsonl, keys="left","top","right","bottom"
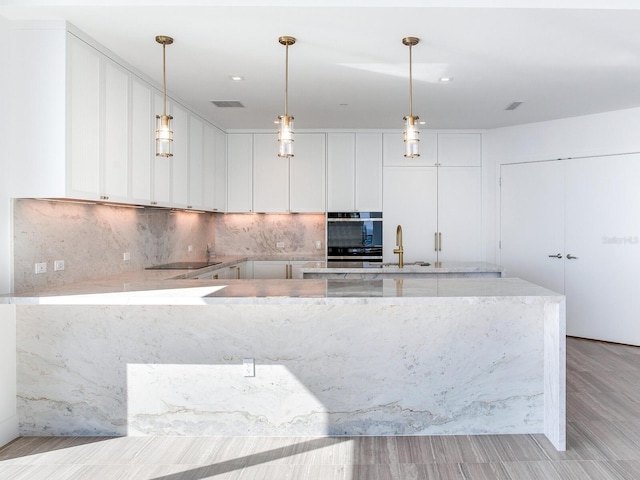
{"left": 300, "top": 261, "right": 505, "bottom": 273}
{"left": 1, "top": 273, "right": 563, "bottom": 306}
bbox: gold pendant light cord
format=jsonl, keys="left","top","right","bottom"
{"left": 409, "top": 43, "right": 413, "bottom": 117}
{"left": 162, "top": 42, "right": 167, "bottom": 117}
{"left": 284, "top": 42, "right": 289, "bottom": 116}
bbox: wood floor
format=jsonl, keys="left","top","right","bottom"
{"left": 1, "top": 337, "right": 640, "bottom": 479}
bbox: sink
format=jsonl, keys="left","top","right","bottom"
{"left": 379, "top": 261, "right": 430, "bottom": 268}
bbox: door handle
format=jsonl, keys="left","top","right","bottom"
{"left": 566, "top": 254, "right": 578, "bottom": 260}
{"left": 548, "top": 253, "right": 563, "bottom": 258}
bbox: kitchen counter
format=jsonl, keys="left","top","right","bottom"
{"left": 1, "top": 272, "right": 565, "bottom": 451}
{"left": 300, "top": 261, "right": 504, "bottom": 279}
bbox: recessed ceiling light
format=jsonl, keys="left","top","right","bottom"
{"left": 229, "top": 75, "right": 245, "bottom": 81}
{"left": 439, "top": 77, "right": 453, "bottom": 83}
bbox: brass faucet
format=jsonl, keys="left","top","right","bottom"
{"left": 393, "top": 224, "right": 404, "bottom": 268}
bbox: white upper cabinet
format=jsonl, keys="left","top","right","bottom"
{"left": 437, "top": 133, "right": 481, "bottom": 166}
{"left": 227, "top": 134, "right": 254, "bottom": 213}
{"left": 213, "top": 128, "right": 227, "bottom": 212}
{"left": 253, "top": 134, "right": 289, "bottom": 212}
{"left": 10, "top": 26, "right": 223, "bottom": 210}
{"left": 327, "top": 133, "right": 382, "bottom": 212}
{"left": 253, "top": 133, "right": 326, "bottom": 213}
{"left": 129, "top": 76, "right": 153, "bottom": 205}
{"left": 68, "top": 35, "right": 101, "bottom": 199}
{"left": 102, "top": 60, "right": 130, "bottom": 201}
{"left": 289, "top": 133, "right": 326, "bottom": 213}
{"left": 170, "top": 102, "right": 189, "bottom": 208}
{"left": 188, "top": 114, "right": 204, "bottom": 210}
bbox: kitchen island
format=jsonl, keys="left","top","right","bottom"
{"left": 0, "top": 275, "right": 565, "bottom": 451}
{"left": 300, "top": 261, "right": 504, "bottom": 279}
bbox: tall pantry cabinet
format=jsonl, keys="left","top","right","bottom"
{"left": 382, "top": 133, "right": 482, "bottom": 264}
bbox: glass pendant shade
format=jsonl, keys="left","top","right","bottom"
{"left": 156, "top": 113, "right": 173, "bottom": 157}
{"left": 277, "top": 115, "right": 294, "bottom": 158}
{"left": 403, "top": 115, "right": 420, "bottom": 158}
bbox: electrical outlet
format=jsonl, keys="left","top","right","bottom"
{"left": 35, "top": 262, "right": 47, "bottom": 274}
{"left": 188, "top": 245, "right": 193, "bottom": 252}
{"left": 243, "top": 358, "right": 255, "bottom": 377}
{"left": 54, "top": 260, "right": 65, "bottom": 271}
{"left": 276, "top": 242, "right": 285, "bottom": 248}
{"left": 315, "top": 240, "right": 322, "bottom": 250}
{"left": 123, "top": 252, "right": 131, "bottom": 261}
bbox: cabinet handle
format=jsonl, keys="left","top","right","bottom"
{"left": 213, "top": 274, "right": 219, "bottom": 279}
{"left": 438, "top": 232, "right": 442, "bottom": 252}
{"left": 150, "top": 201, "right": 158, "bottom": 205}
{"left": 434, "top": 232, "right": 438, "bottom": 251}
{"left": 548, "top": 253, "right": 563, "bottom": 258}
{"left": 100, "top": 195, "right": 109, "bottom": 200}
{"left": 231, "top": 265, "right": 240, "bottom": 279}
{"left": 566, "top": 254, "right": 579, "bottom": 260}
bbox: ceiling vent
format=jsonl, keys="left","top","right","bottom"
{"left": 505, "top": 101, "right": 523, "bottom": 111}
{"left": 210, "top": 100, "right": 245, "bottom": 108}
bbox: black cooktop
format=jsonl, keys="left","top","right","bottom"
{"left": 146, "top": 261, "right": 222, "bottom": 270}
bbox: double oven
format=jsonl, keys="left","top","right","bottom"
{"left": 326, "top": 212, "right": 383, "bottom": 266}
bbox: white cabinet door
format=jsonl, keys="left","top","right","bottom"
{"left": 564, "top": 155, "right": 640, "bottom": 344}
{"left": 328, "top": 133, "right": 382, "bottom": 212}
{"left": 437, "top": 133, "right": 481, "bottom": 166}
{"left": 253, "top": 133, "right": 289, "bottom": 212}
{"left": 171, "top": 102, "right": 189, "bottom": 207}
{"left": 383, "top": 167, "right": 438, "bottom": 263}
{"left": 290, "top": 133, "right": 326, "bottom": 212}
{"left": 226, "top": 134, "right": 253, "bottom": 213}
{"left": 355, "top": 133, "right": 383, "bottom": 212}
{"left": 500, "top": 161, "right": 565, "bottom": 294}
{"left": 102, "top": 60, "right": 129, "bottom": 202}
{"left": 68, "top": 36, "right": 101, "bottom": 200}
{"left": 188, "top": 114, "right": 204, "bottom": 209}
{"left": 130, "top": 76, "right": 153, "bottom": 204}
{"left": 203, "top": 123, "right": 216, "bottom": 210}
{"left": 436, "top": 167, "right": 481, "bottom": 262}
{"left": 327, "top": 133, "right": 356, "bottom": 211}
{"left": 382, "top": 133, "right": 437, "bottom": 167}
{"left": 152, "top": 91, "right": 171, "bottom": 206}
{"left": 252, "top": 261, "right": 288, "bottom": 279}
{"left": 213, "top": 128, "right": 227, "bottom": 212}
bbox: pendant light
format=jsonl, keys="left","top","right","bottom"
{"left": 155, "top": 35, "right": 174, "bottom": 157}
{"left": 402, "top": 36, "right": 420, "bottom": 158}
{"left": 277, "top": 36, "right": 296, "bottom": 158}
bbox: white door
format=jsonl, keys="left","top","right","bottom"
{"left": 437, "top": 167, "right": 481, "bottom": 262}
{"left": 564, "top": 155, "right": 640, "bottom": 344}
{"left": 383, "top": 166, "right": 437, "bottom": 264}
{"left": 500, "top": 161, "right": 565, "bottom": 294}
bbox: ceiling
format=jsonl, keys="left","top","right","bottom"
{"left": 3, "top": 1, "right": 640, "bottom": 132}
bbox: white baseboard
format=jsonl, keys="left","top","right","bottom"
{"left": 0, "top": 414, "right": 19, "bottom": 447}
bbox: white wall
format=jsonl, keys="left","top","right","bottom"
{"left": 0, "top": 16, "right": 11, "bottom": 295}
{"left": 0, "top": 16, "right": 18, "bottom": 448}
{"left": 482, "top": 107, "right": 640, "bottom": 263}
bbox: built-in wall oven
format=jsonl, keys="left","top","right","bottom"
{"left": 326, "top": 212, "right": 383, "bottom": 266}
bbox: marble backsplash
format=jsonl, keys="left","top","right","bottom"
{"left": 214, "top": 213, "right": 325, "bottom": 256}
{"left": 13, "top": 200, "right": 326, "bottom": 292}
{"left": 13, "top": 199, "right": 216, "bottom": 292}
